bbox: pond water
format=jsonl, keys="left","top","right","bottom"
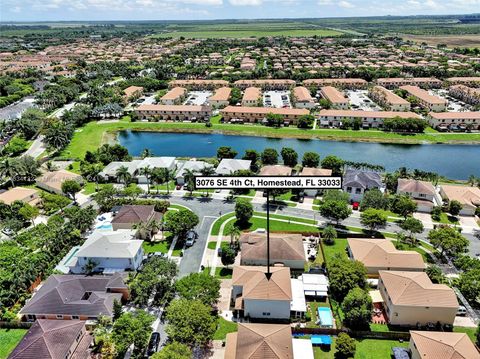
{"left": 118, "top": 131, "right": 480, "bottom": 179}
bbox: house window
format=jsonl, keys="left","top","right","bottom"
{"left": 355, "top": 188, "right": 362, "bottom": 194}
{"left": 56, "top": 315, "right": 63, "bottom": 319}
{"left": 419, "top": 193, "right": 426, "bottom": 198}
{"left": 346, "top": 187, "right": 352, "bottom": 193}
{"left": 262, "top": 312, "right": 271, "bottom": 316}
{"left": 72, "top": 315, "right": 79, "bottom": 320}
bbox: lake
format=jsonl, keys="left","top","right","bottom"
{"left": 118, "top": 131, "right": 480, "bottom": 179}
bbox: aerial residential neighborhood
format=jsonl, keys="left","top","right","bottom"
{"left": 1, "top": 6, "right": 480, "bottom": 359}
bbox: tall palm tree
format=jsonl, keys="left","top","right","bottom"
{"left": 225, "top": 224, "right": 241, "bottom": 248}
{"left": 141, "top": 148, "right": 154, "bottom": 159}
{"left": 139, "top": 166, "right": 152, "bottom": 194}
{"left": 0, "top": 158, "right": 19, "bottom": 187}
{"left": 200, "top": 165, "right": 215, "bottom": 196}
{"left": 91, "top": 163, "right": 103, "bottom": 192}
{"left": 183, "top": 169, "right": 195, "bottom": 196}
{"left": 116, "top": 165, "right": 131, "bottom": 186}
{"left": 150, "top": 167, "right": 164, "bottom": 195}
{"left": 468, "top": 175, "right": 476, "bottom": 187}
{"left": 161, "top": 168, "right": 174, "bottom": 195}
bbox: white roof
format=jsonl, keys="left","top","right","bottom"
{"left": 99, "top": 160, "right": 142, "bottom": 177}
{"left": 138, "top": 157, "right": 176, "bottom": 170}
{"left": 176, "top": 160, "right": 213, "bottom": 178}
{"left": 292, "top": 339, "right": 314, "bottom": 359}
{"left": 290, "top": 279, "right": 307, "bottom": 313}
{"left": 215, "top": 159, "right": 251, "bottom": 175}
{"left": 75, "top": 230, "right": 142, "bottom": 259}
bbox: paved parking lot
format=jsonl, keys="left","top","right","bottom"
{"left": 430, "top": 89, "right": 472, "bottom": 112}
{"left": 0, "top": 96, "right": 36, "bottom": 120}
{"left": 184, "top": 91, "right": 212, "bottom": 106}
{"left": 346, "top": 90, "right": 382, "bottom": 111}
{"left": 263, "top": 90, "right": 291, "bottom": 108}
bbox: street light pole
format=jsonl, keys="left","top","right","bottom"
{"left": 266, "top": 189, "right": 272, "bottom": 280}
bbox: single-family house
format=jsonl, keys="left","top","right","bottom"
{"left": 123, "top": 86, "right": 143, "bottom": 102}
{"left": 239, "top": 233, "right": 306, "bottom": 270}
{"left": 299, "top": 167, "right": 333, "bottom": 197}
{"left": 347, "top": 238, "right": 425, "bottom": 276}
{"left": 231, "top": 266, "right": 292, "bottom": 320}
{"left": 259, "top": 165, "right": 293, "bottom": 176}
{"left": 69, "top": 230, "right": 143, "bottom": 274}
{"left": 111, "top": 205, "right": 161, "bottom": 231}
{"left": 98, "top": 160, "right": 142, "bottom": 183}
{"left": 176, "top": 160, "right": 214, "bottom": 185}
{"left": 378, "top": 271, "right": 458, "bottom": 326}
{"left": 8, "top": 320, "right": 92, "bottom": 359}
{"left": 342, "top": 169, "right": 384, "bottom": 202}
{"left": 0, "top": 187, "right": 39, "bottom": 206}
{"left": 396, "top": 178, "right": 436, "bottom": 213}
{"left": 440, "top": 184, "right": 480, "bottom": 216}
{"left": 19, "top": 273, "right": 129, "bottom": 321}
{"left": 215, "top": 159, "right": 251, "bottom": 175}
{"left": 136, "top": 157, "right": 176, "bottom": 184}
{"left": 36, "top": 170, "right": 83, "bottom": 195}
{"left": 409, "top": 331, "right": 480, "bottom": 359}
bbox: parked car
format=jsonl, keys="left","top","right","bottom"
{"left": 456, "top": 306, "right": 467, "bottom": 316}
{"left": 185, "top": 230, "right": 196, "bottom": 247}
{"left": 352, "top": 202, "right": 360, "bottom": 210}
{"left": 147, "top": 332, "right": 160, "bottom": 356}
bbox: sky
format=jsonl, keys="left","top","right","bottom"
{"left": 1, "top": 0, "right": 479, "bottom": 22}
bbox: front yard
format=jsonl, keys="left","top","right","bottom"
{"left": 213, "top": 317, "right": 238, "bottom": 340}
{"left": 0, "top": 329, "right": 27, "bottom": 359}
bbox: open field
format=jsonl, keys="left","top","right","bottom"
{"left": 61, "top": 118, "right": 480, "bottom": 160}
{"left": 152, "top": 29, "right": 342, "bottom": 38}
{"left": 403, "top": 34, "right": 480, "bottom": 48}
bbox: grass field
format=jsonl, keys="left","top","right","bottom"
{"left": 61, "top": 118, "right": 480, "bottom": 160}
{"left": 403, "top": 34, "right": 480, "bottom": 48}
{"left": 0, "top": 329, "right": 27, "bottom": 359}
{"left": 152, "top": 29, "right": 342, "bottom": 38}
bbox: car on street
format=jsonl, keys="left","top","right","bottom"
{"left": 457, "top": 306, "right": 467, "bottom": 316}
{"left": 147, "top": 332, "right": 161, "bottom": 356}
{"left": 185, "top": 230, "right": 197, "bottom": 247}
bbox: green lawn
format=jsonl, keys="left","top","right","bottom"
{"left": 213, "top": 317, "right": 238, "bottom": 340}
{"left": 322, "top": 238, "right": 349, "bottom": 264}
{"left": 247, "top": 217, "right": 319, "bottom": 233}
{"left": 61, "top": 119, "right": 480, "bottom": 160}
{"left": 142, "top": 241, "right": 170, "bottom": 254}
{"left": 313, "top": 338, "right": 409, "bottom": 359}
{"left": 207, "top": 241, "right": 230, "bottom": 250}
{"left": 211, "top": 212, "right": 236, "bottom": 235}
{"left": 433, "top": 212, "right": 459, "bottom": 224}
{"left": 151, "top": 29, "right": 342, "bottom": 39}
{"left": 203, "top": 266, "right": 233, "bottom": 279}
{"left": 253, "top": 212, "right": 317, "bottom": 225}
{"left": 0, "top": 329, "right": 27, "bottom": 359}
{"left": 454, "top": 326, "right": 476, "bottom": 342}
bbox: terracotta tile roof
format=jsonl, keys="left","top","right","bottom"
{"left": 300, "top": 167, "right": 332, "bottom": 176}
{"left": 0, "top": 187, "right": 38, "bottom": 205}
{"left": 348, "top": 238, "right": 425, "bottom": 270}
{"left": 8, "top": 320, "right": 90, "bottom": 359}
{"left": 242, "top": 87, "right": 262, "bottom": 101}
{"left": 225, "top": 323, "right": 293, "bottom": 359}
{"left": 293, "top": 86, "right": 314, "bottom": 103}
{"left": 319, "top": 109, "right": 421, "bottom": 119}
{"left": 400, "top": 85, "right": 447, "bottom": 105}
{"left": 379, "top": 271, "right": 458, "bottom": 307}
{"left": 259, "top": 165, "right": 293, "bottom": 176}
{"left": 441, "top": 185, "right": 480, "bottom": 210}
{"left": 222, "top": 106, "right": 309, "bottom": 116}
{"left": 111, "top": 205, "right": 156, "bottom": 225}
{"left": 410, "top": 331, "right": 480, "bottom": 359}
{"left": 371, "top": 86, "right": 410, "bottom": 105}
{"left": 429, "top": 111, "right": 480, "bottom": 120}
{"left": 232, "top": 266, "right": 292, "bottom": 301}
{"left": 136, "top": 104, "right": 209, "bottom": 112}
{"left": 123, "top": 86, "right": 143, "bottom": 97}
{"left": 36, "top": 170, "right": 82, "bottom": 193}
{"left": 397, "top": 179, "right": 435, "bottom": 196}
{"left": 320, "top": 86, "right": 349, "bottom": 104}
{"left": 240, "top": 233, "right": 305, "bottom": 263}
{"left": 210, "top": 87, "right": 231, "bottom": 101}
{"left": 161, "top": 87, "right": 186, "bottom": 100}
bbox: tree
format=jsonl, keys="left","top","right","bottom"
{"left": 335, "top": 333, "right": 356, "bottom": 359}
{"left": 448, "top": 200, "right": 462, "bottom": 217}
{"left": 360, "top": 208, "right": 388, "bottom": 232}
{"left": 242, "top": 149, "right": 259, "bottom": 172}
{"left": 261, "top": 148, "right": 278, "bottom": 165}
{"left": 18, "top": 203, "right": 39, "bottom": 226}
{"left": 458, "top": 268, "right": 480, "bottom": 303}
{"left": 166, "top": 299, "right": 217, "bottom": 346}
{"left": 431, "top": 206, "right": 442, "bottom": 221}
{"left": 138, "top": 166, "right": 152, "bottom": 193}
{"left": 224, "top": 224, "right": 241, "bottom": 246}
{"left": 297, "top": 114, "right": 315, "bottom": 129}
{"left": 322, "top": 225, "right": 337, "bottom": 245}
{"left": 116, "top": 165, "right": 132, "bottom": 186}
{"left": 428, "top": 226, "right": 469, "bottom": 258}
{"left": 165, "top": 209, "right": 199, "bottom": 238}
{"left": 302, "top": 151, "right": 320, "bottom": 168}
{"left": 160, "top": 168, "right": 175, "bottom": 195}
{"left": 152, "top": 342, "right": 192, "bottom": 359}
{"left": 175, "top": 272, "right": 221, "bottom": 307}
{"left": 425, "top": 265, "right": 446, "bottom": 284}
{"left": 122, "top": 183, "right": 143, "bottom": 200}
{"left": 43, "top": 119, "right": 73, "bottom": 151}
{"left": 112, "top": 299, "right": 123, "bottom": 321}
{"left": 360, "top": 189, "right": 388, "bottom": 211}
{"left": 391, "top": 195, "right": 417, "bottom": 219}
{"left": 328, "top": 255, "right": 367, "bottom": 301}
{"left": 111, "top": 310, "right": 154, "bottom": 357}
{"left": 61, "top": 179, "right": 82, "bottom": 203}
{"left": 323, "top": 190, "right": 350, "bottom": 203}
{"left": 319, "top": 200, "right": 352, "bottom": 224}
{"left": 0, "top": 158, "right": 20, "bottom": 187}
{"left": 399, "top": 217, "right": 424, "bottom": 245}
{"left": 221, "top": 246, "right": 237, "bottom": 268}
{"left": 94, "top": 184, "right": 118, "bottom": 212}
{"left": 265, "top": 113, "right": 283, "bottom": 127}
{"left": 321, "top": 155, "right": 344, "bottom": 176}
{"left": 217, "top": 146, "right": 237, "bottom": 160}
{"left": 235, "top": 198, "right": 253, "bottom": 226}
{"left": 280, "top": 147, "right": 298, "bottom": 167}
{"left": 141, "top": 148, "right": 154, "bottom": 158}
{"left": 341, "top": 287, "right": 373, "bottom": 330}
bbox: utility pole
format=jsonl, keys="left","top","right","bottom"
{"left": 266, "top": 189, "right": 272, "bottom": 280}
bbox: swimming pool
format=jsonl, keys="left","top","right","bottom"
{"left": 96, "top": 223, "right": 113, "bottom": 230}
{"left": 317, "top": 307, "right": 333, "bottom": 328}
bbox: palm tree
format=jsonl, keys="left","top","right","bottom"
{"left": 91, "top": 163, "right": 103, "bottom": 192}
{"left": 150, "top": 168, "right": 164, "bottom": 195}
{"left": 139, "top": 166, "right": 152, "bottom": 194}
{"left": 161, "top": 168, "right": 174, "bottom": 195}
{"left": 468, "top": 175, "right": 477, "bottom": 187}
{"left": 141, "top": 148, "right": 154, "bottom": 158}
{"left": 225, "top": 224, "right": 241, "bottom": 248}
{"left": 200, "top": 165, "right": 215, "bottom": 196}
{"left": 183, "top": 169, "right": 195, "bottom": 196}
{"left": 116, "top": 165, "right": 131, "bottom": 186}
{"left": 0, "top": 158, "right": 19, "bottom": 187}
{"left": 45, "top": 161, "right": 58, "bottom": 172}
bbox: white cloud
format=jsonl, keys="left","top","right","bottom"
{"left": 339, "top": 0, "right": 355, "bottom": 8}
{"left": 180, "top": 0, "right": 222, "bottom": 5}
{"left": 229, "top": 0, "right": 262, "bottom": 5}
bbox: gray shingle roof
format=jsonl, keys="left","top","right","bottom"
{"left": 343, "top": 169, "right": 383, "bottom": 189}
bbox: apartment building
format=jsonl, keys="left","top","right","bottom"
{"left": 168, "top": 79, "right": 228, "bottom": 90}
{"left": 160, "top": 87, "right": 187, "bottom": 105}
{"left": 376, "top": 77, "right": 442, "bottom": 89}
{"left": 208, "top": 86, "right": 231, "bottom": 108}
{"left": 428, "top": 111, "right": 480, "bottom": 130}
{"left": 369, "top": 86, "right": 411, "bottom": 111}
{"left": 320, "top": 86, "right": 349, "bottom": 109}
{"left": 135, "top": 104, "right": 212, "bottom": 122}
{"left": 234, "top": 79, "right": 296, "bottom": 90}
{"left": 318, "top": 109, "right": 421, "bottom": 128}
{"left": 446, "top": 76, "right": 480, "bottom": 87}
{"left": 292, "top": 86, "right": 315, "bottom": 109}
{"left": 303, "top": 78, "right": 367, "bottom": 89}
{"left": 400, "top": 85, "right": 447, "bottom": 112}
{"left": 221, "top": 106, "right": 309, "bottom": 125}
{"left": 449, "top": 84, "right": 480, "bottom": 106}
{"left": 241, "top": 87, "right": 262, "bottom": 106}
